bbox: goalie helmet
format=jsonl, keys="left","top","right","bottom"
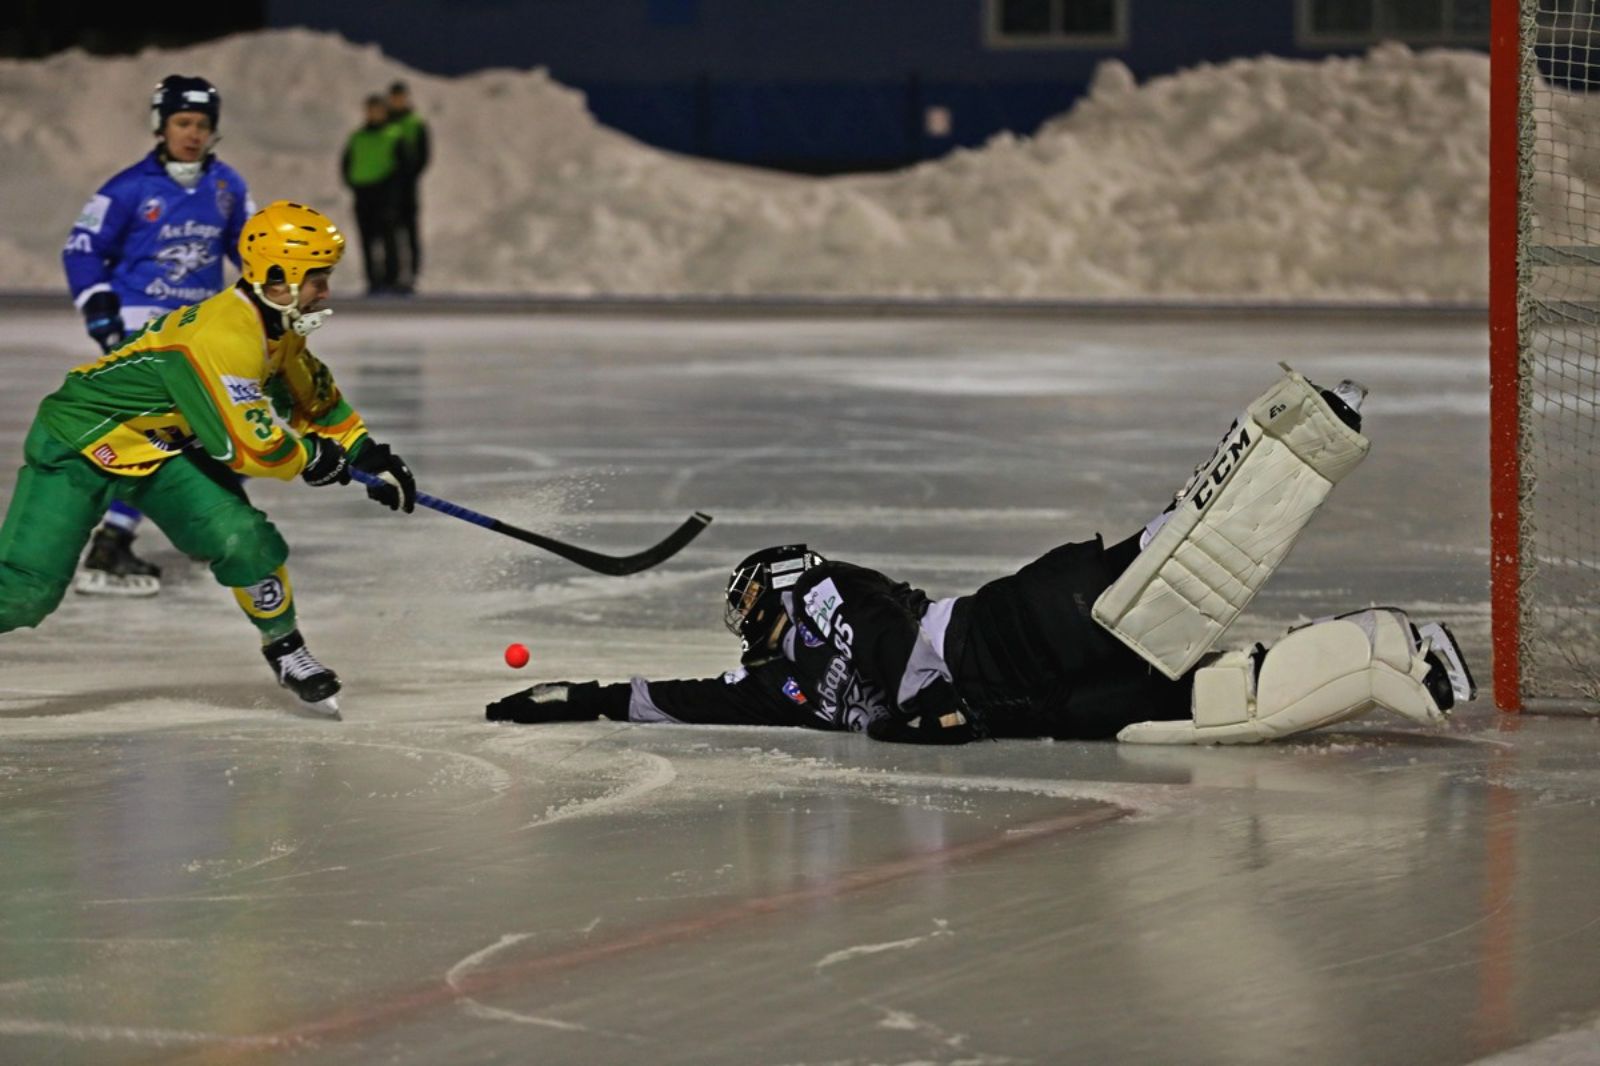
{"left": 724, "top": 544, "right": 822, "bottom": 656}
{"left": 150, "top": 75, "right": 220, "bottom": 134}
{"left": 239, "top": 201, "right": 345, "bottom": 287}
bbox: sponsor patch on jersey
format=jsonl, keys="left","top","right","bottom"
{"left": 215, "top": 181, "right": 235, "bottom": 220}
{"left": 75, "top": 194, "right": 111, "bottom": 234}
{"left": 797, "top": 620, "right": 824, "bottom": 648}
{"left": 62, "top": 232, "right": 93, "bottom": 254}
{"left": 141, "top": 196, "right": 165, "bottom": 223}
{"left": 802, "top": 578, "right": 843, "bottom": 637}
{"left": 782, "top": 678, "right": 808, "bottom": 705}
{"left": 221, "top": 375, "right": 265, "bottom": 406}
{"left": 91, "top": 444, "right": 117, "bottom": 465}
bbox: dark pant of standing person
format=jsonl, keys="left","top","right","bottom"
{"left": 393, "top": 179, "right": 420, "bottom": 290}
{"left": 352, "top": 184, "right": 399, "bottom": 294}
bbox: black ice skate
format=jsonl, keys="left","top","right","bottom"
{"left": 263, "top": 630, "right": 342, "bottom": 716}
{"left": 1417, "top": 621, "right": 1478, "bottom": 712}
{"left": 74, "top": 525, "right": 161, "bottom": 597}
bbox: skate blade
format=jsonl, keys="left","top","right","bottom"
{"left": 299, "top": 694, "right": 341, "bottom": 718}
{"left": 74, "top": 571, "right": 160, "bottom": 597}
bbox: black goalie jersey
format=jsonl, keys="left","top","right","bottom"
{"left": 612, "top": 560, "right": 970, "bottom": 741}
{"left": 587, "top": 537, "right": 1192, "bottom": 744}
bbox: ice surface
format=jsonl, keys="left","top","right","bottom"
{"left": 0, "top": 30, "right": 1528, "bottom": 301}
{"left": 4, "top": 308, "right": 1600, "bottom": 1064}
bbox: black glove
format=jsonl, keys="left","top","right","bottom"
{"left": 866, "top": 700, "right": 987, "bottom": 745}
{"left": 300, "top": 434, "right": 351, "bottom": 487}
{"left": 486, "top": 681, "right": 629, "bottom": 724}
{"left": 351, "top": 439, "right": 417, "bottom": 513}
{"left": 82, "top": 291, "right": 124, "bottom": 353}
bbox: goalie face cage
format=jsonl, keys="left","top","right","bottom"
{"left": 1490, "top": 0, "right": 1600, "bottom": 711}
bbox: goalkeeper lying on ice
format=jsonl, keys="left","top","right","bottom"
{"left": 487, "top": 367, "right": 1476, "bottom": 745}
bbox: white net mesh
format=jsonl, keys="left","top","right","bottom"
{"left": 1519, "top": 0, "right": 1600, "bottom": 701}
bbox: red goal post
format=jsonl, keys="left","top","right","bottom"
{"left": 1489, "top": 0, "right": 1600, "bottom": 713}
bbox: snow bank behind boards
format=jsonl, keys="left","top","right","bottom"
{"left": 0, "top": 30, "right": 1502, "bottom": 301}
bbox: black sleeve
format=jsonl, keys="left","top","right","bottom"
{"left": 628, "top": 660, "right": 821, "bottom": 728}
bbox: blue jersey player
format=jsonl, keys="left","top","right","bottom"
{"left": 61, "top": 75, "right": 255, "bottom": 595}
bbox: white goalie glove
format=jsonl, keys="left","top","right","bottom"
{"left": 1117, "top": 608, "right": 1477, "bottom": 745}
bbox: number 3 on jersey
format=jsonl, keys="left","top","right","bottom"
{"left": 244, "top": 406, "right": 275, "bottom": 441}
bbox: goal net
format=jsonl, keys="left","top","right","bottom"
{"left": 1491, "top": 0, "right": 1600, "bottom": 709}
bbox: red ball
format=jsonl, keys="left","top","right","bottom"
{"left": 504, "top": 642, "right": 530, "bottom": 669}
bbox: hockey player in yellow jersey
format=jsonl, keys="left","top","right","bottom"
{"left": 0, "top": 200, "right": 416, "bottom": 714}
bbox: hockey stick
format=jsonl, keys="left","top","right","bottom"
{"left": 348, "top": 469, "right": 712, "bottom": 575}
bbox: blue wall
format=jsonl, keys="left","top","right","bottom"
{"left": 266, "top": 1, "right": 1448, "bottom": 172}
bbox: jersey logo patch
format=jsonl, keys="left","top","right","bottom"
{"left": 141, "top": 196, "right": 165, "bottom": 222}
{"left": 803, "top": 578, "right": 843, "bottom": 637}
{"left": 221, "top": 375, "right": 265, "bottom": 406}
{"left": 215, "top": 182, "right": 235, "bottom": 220}
{"left": 156, "top": 240, "right": 218, "bottom": 282}
{"left": 75, "top": 194, "right": 111, "bottom": 234}
{"left": 92, "top": 444, "right": 117, "bottom": 465}
{"left": 246, "top": 576, "right": 286, "bottom": 614}
{"left": 782, "top": 678, "right": 808, "bottom": 704}
{"left": 797, "top": 620, "right": 824, "bottom": 648}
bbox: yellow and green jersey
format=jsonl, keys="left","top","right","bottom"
{"left": 36, "top": 285, "right": 368, "bottom": 479}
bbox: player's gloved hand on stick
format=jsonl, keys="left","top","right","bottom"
{"left": 351, "top": 439, "right": 417, "bottom": 513}
{"left": 487, "top": 681, "right": 629, "bottom": 724}
{"left": 82, "top": 291, "right": 124, "bottom": 353}
{"left": 300, "top": 434, "right": 351, "bottom": 487}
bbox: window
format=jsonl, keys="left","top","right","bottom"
{"left": 1298, "top": 0, "right": 1491, "bottom": 45}
{"left": 987, "top": 0, "right": 1126, "bottom": 47}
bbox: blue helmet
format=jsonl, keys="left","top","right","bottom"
{"left": 150, "top": 75, "right": 220, "bottom": 135}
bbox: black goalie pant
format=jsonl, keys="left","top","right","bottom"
{"left": 945, "top": 535, "right": 1192, "bottom": 740}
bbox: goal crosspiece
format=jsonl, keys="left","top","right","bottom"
{"left": 1490, "top": 0, "right": 1600, "bottom": 711}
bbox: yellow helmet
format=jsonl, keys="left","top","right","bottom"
{"left": 239, "top": 200, "right": 344, "bottom": 286}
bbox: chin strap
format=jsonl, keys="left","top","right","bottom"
{"left": 250, "top": 282, "right": 333, "bottom": 337}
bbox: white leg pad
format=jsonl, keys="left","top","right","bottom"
{"left": 1092, "top": 365, "right": 1370, "bottom": 680}
{"left": 1118, "top": 609, "right": 1449, "bottom": 745}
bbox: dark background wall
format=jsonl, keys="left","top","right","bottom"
{"left": 4, "top": 1, "right": 1494, "bottom": 173}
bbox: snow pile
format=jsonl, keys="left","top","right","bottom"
{"left": 0, "top": 29, "right": 1502, "bottom": 301}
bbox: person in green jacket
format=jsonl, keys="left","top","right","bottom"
{"left": 341, "top": 94, "right": 402, "bottom": 295}
{"left": 385, "top": 81, "right": 429, "bottom": 294}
